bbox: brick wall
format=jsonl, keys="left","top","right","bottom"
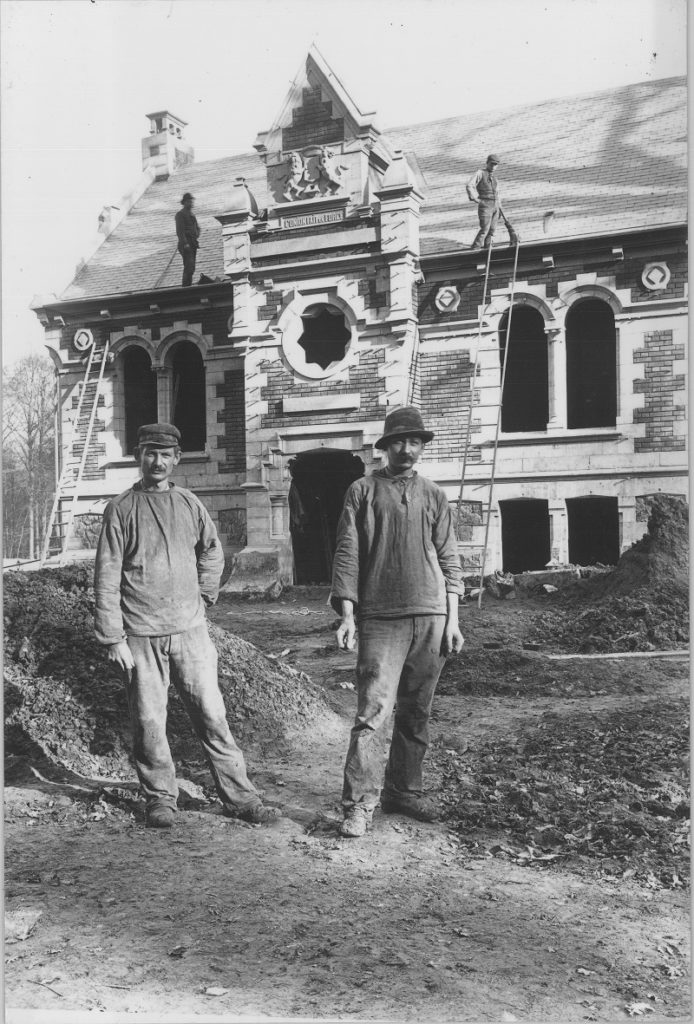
{"left": 216, "top": 368, "right": 246, "bottom": 473}
{"left": 419, "top": 349, "right": 476, "bottom": 462}
{"left": 417, "top": 249, "right": 688, "bottom": 325}
{"left": 632, "top": 329, "right": 686, "bottom": 452}
{"left": 148, "top": 308, "right": 230, "bottom": 346}
{"left": 282, "top": 86, "right": 344, "bottom": 151}
{"left": 260, "top": 348, "right": 385, "bottom": 429}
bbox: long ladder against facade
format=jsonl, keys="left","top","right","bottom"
{"left": 41, "top": 339, "right": 111, "bottom": 564}
{"left": 455, "top": 238, "right": 521, "bottom": 606}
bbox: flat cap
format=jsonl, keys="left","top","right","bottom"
{"left": 137, "top": 422, "right": 181, "bottom": 448}
{"left": 487, "top": 153, "right": 500, "bottom": 164}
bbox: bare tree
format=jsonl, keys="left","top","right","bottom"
{"left": 3, "top": 355, "right": 57, "bottom": 560}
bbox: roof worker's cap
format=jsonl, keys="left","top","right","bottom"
{"left": 487, "top": 154, "right": 501, "bottom": 164}
{"left": 375, "top": 406, "right": 434, "bottom": 450}
{"left": 137, "top": 423, "right": 182, "bottom": 448}
{"left": 180, "top": 192, "right": 194, "bottom": 203}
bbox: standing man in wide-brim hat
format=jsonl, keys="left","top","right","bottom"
{"left": 175, "top": 192, "right": 200, "bottom": 286}
{"left": 330, "top": 406, "right": 465, "bottom": 838}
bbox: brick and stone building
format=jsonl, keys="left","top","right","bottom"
{"left": 33, "top": 48, "right": 687, "bottom": 585}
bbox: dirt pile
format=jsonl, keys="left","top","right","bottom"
{"left": 4, "top": 564, "right": 338, "bottom": 781}
{"left": 530, "top": 495, "right": 689, "bottom": 652}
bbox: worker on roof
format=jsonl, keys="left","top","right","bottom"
{"left": 466, "top": 154, "right": 519, "bottom": 250}
{"left": 330, "top": 406, "right": 465, "bottom": 838}
{"left": 175, "top": 192, "right": 200, "bottom": 286}
{"left": 94, "top": 422, "right": 282, "bottom": 830}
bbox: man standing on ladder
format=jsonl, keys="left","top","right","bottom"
{"left": 466, "top": 154, "right": 519, "bottom": 250}
{"left": 175, "top": 192, "right": 200, "bottom": 286}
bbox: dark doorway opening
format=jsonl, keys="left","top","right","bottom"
{"left": 500, "top": 305, "right": 549, "bottom": 432}
{"left": 123, "top": 346, "right": 157, "bottom": 453}
{"left": 289, "top": 449, "right": 364, "bottom": 584}
{"left": 500, "top": 499, "right": 550, "bottom": 573}
{"left": 565, "top": 299, "right": 617, "bottom": 428}
{"left": 567, "top": 496, "right": 619, "bottom": 566}
{"left": 171, "top": 341, "right": 206, "bottom": 451}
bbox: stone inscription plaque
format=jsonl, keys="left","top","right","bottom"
{"left": 280, "top": 208, "right": 345, "bottom": 229}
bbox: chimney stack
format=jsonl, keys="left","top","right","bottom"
{"left": 142, "top": 111, "right": 193, "bottom": 181}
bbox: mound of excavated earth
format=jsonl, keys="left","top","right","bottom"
{"left": 530, "top": 495, "right": 689, "bottom": 652}
{"left": 3, "top": 564, "right": 339, "bottom": 781}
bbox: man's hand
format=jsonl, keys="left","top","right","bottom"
{"left": 336, "top": 615, "right": 356, "bottom": 651}
{"left": 442, "top": 620, "right": 465, "bottom": 656}
{"left": 336, "top": 599, "right": 357, "bottom": 651}
{"left": 107, "top": 640, "right": 135, "bottom": 672}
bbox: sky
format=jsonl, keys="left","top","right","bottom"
{"left": 0, "top": 0, "right": 687, "bottom": 368}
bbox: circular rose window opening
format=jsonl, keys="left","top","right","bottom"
{"left": 283, "top": 303, "right": 352, "bottom": 379}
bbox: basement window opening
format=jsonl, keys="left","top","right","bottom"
{"left": 170, "top": 341, "right": 206, "bottom": 451}
{"left": 499, "top": 306, "right": 549, "bottom": 432}
{"left": 566, "top": 496, "right": 619, "bottom": 566}
{"left": 499, "top": 498, "right": 550, "bottom": 573}
{"left": 123, "top": 346, "right": 157, "bottom": 453}
{"left": 297, "top": 304, "right": 350, "bottom": 372}
{"left": 565, "top": 299, "right": 617, "bottom": 429}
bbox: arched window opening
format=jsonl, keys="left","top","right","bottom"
{"left": 567, "top": 496, "right": 619, "bottom": 566}
{"left": 500, "top": 498, "right": 550, "bottom": 573}
{"left": 123, "top": 346, "right": 157, "bottom": 453}
{"left": 170, "top": 341, "right": 206, "bottom": 451}
{"left": 297, "top": 305, "right": 350, "bottom": 371}
{"left": 565, "top": 299, "right": 617, "bottom": 428}
{"left": 499, "top": 306, "right": 548, "bottom": 432}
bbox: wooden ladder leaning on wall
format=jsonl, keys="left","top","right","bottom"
{"left": 455, "top": 236, "right": 521, "bottom": 607}
{"left": 41, "top": 338, "right": 111, "bottom": 566}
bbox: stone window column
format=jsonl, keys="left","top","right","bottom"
{"left": 548, "top": 501, "right": 568, "bottom": 564}
{"left": 546, "top": 326, "right": 566, "bottom": 430}
{"left": 155, "top": 365, "right": 173, "bottom": 423}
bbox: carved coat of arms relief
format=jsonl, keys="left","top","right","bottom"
{"left": 277, "top": 145, "right": 349, "bottom": 203}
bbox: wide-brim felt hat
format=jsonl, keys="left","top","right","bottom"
{"left": 374, "top": 406, "right": 434, "bottom": 450}
{"left": 137, "top": 422, "right": 182, "bottom": 448}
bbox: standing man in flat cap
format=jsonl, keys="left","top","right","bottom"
{"left": 94, "top": 422, "right": 280, "bottom": 828}
{"left": 331, "top": 406, "right": 465, "bottom": 838}
{"left": 466, "top": 154, "right": 519, "bottom": 250}
{"left": 175, "top": 192, "right": 200, "bottom": 286}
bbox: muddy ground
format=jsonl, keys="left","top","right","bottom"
{"left": 5, "top": 576, "right": 690, "bottom": 1024}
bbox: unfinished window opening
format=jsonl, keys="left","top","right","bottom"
{"left": 170, "top": 341, "right": 206, "bottom": 451}
{"left": 297, "top": 305, "right": 350, "bottom": 372}
{"left": 499, "top": 306, "right": 549, "bottom": 432}
{"left": 499, "top": 499, "right": 550, "bottom": 573}
{"left": 565, "top": 299, "right": 617, "bottom": 428}
{"left": 289, "top": 449, "right": 364, "bottom": 584}
{"left": 567, "top": 496, "right": 619, "bottom": 566}
{"left": 123, "top": 346, "right": 157, "bottom": 453}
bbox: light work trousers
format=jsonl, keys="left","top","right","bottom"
{"left": 125, "top": 623, "right": 259, "bottom": 813}
{"left": 472, "top": 200, "right": 499, "bottom": 248}
{"left": 342, "top": 615, "right": 447, "bottom": 811}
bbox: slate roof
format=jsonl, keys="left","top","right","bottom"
{"left": 62, "top": 76, "right": 686, "bottom": 301}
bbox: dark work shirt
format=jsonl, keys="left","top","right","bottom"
{"left": 331, "top": 468, "right": 465, "bottom": 619}
{"left": 175, "top": 207, "right": 200, "bottom": 251}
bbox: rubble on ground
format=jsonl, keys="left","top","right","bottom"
{"left": 3, "top": 564, "right": 338, "bottom": 781}
{"left": 437, "top": 698, "right": 689, "bottom": 886}
{"left": 529, "top": 495, "right": 689, "bottom": 652}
